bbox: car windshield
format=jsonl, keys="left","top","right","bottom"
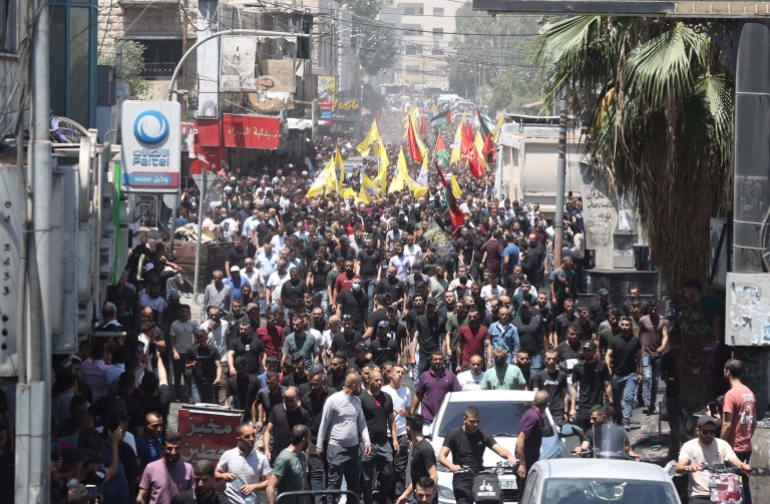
{"left": 542, "top": 478, "right": 678, "bottom": 504}
{"left": 437, "top": 401, "right": 554, "bottom": 438}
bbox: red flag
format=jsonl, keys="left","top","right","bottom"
{"left": 481, "top": 133, "right": 495, "bottom": 163}
{"left": 461, "top": 122, "right": 484, "bottom": 179}
{"left": 448, "top": 192, "right": 467, "bottom": 229}
{"left": 375, "top": 111, "right": 381, "bottom": 123}
{"left": 407, "top": 117, "right": 423, "bottom": 164}
{"left": 435, "top": 161, "right": 450, "bottom": 188}
{"left": 420, "top": 114, "right": 426, "bottom": 138}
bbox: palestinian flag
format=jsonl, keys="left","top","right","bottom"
{"left": 476, "top": 108, "right": 495, "bottom": 138}
{"left": 436, "top": 162, "right": 467, "bottom": 229}
{"left": 435, "top": 135, "right": 449, "bottom": 168}
{"left": 430, "top": 109, "right": 452, "bottom": 129}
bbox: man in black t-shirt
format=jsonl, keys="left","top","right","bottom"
{"left": 187, "top": 330, "right": 222, "bottom": 404}
{"left": 264, "top": 386, "right": 310, "bottom": 464}
{"left": 411, "top": 298, "right": 447, "bottom": 379}
{"left": 280, "top": 268, "right": 309, "bottom": 315}
{"left": 302, "top": 369, "right": 333, "bottom": 504}
{"left": 331, "top": 315, "right": 363, "bottom": 359}
{"left": 336, "top": 276, "right": 369, "bottom": 334}
{"left": 375, "top": 267, "right": 406, "bottom": 308}
{"left": 370, "top": 322, "right": 401, "bottom": 366}
{"left": 225, "top": 357, "right": 261, "bottom": 423}
{"left": 555, "top": 323, "right": 583, "bottom": 365}
{"left": 324, "top": 353, "right": 347, "bottom": 391}
{"left": 571, "top": 340, "right": 613, "bottom": 432}
{"left": 226, "top": 236, "right": 249, "bottom": 276}
{"left": 396, "top": 414, "right": 437, "bottom": 504}
{"left": 513, "top": 303, "right": 546, "bottom": 373}
{"left": 357, "top": 237, "right": 382, "bottom": 312}
{"left": 532, "top": 349, "right": 569, "bottom": 426}
{"left": 228, "top": 319, "right": 265, "bottom": 376}
{"left": 606, "top": 317, "right": 643, "bottom": 427}
{"left": 360, "top": 369, "right": 397, "bottom": 504}
{"left": 281, "top": 354, "right": 310, "bottom": 388}
{"left": 364, "top": 294, "right": 390, "bottom": 341}
{"left": 438, "top": 406, "right": 517, "bottom": 504}
{"left": 551, "top": 298, "right": 577, "bottom": 347}
{"left": 308, "top": 248, "right": 332, "bottom": 315}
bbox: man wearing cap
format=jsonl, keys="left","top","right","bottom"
{"left": 410, "top": 298, "right": 449, "bottom": 380}
{"left": 225, "top": 267, "right": 252, "bottom": 303}
{"left": 353, "top": 342, "right": 372, "bottom": 371}
{"left": 589, "top": 289, "right": 611, "bottom": 327}
{"left": 676, "top": 416, "right": 751, "bottom": 504}
{"left": 370, "top": 321, "right": 401, "bottom": 366}
{"left": 571, "top": 340, "right": 614, "bottom": 432}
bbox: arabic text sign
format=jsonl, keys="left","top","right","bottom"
{"left": 120, "top": 100, "right": 181, "bottom": 193}
{"left": 222, "top": 114, "right": 281, "bottom": 150}
{"left": 178, "top": 408, "right": 242, "bottom": 463}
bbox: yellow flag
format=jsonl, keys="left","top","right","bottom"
{"left": 450, "top": 112, "right": 465, "bottom": 165}
{"left": 357, "top": 183, "right": 372, "bottom": 205}
{"left": 388, "top": 148, "right": 409, "bottom": 194}
{"left": 339, "top": 188, "right": 357, "bottom": 200}
{"left": 403, "top": 107, "right": 419, "bottom": 138}
{"left": 306, "top": 157, "right": 335, "bottom": 198}
{"left": 362, "top": 174, "right": 378, "bottom": 196}
{"left": 356, "top": 121, "right": 380, "bottom": 156}
{"left": 492, "top": 115, "right": 505, "bottom": 143}
{"left": 375, "top": 166, "right": 388, "bottom": 194}
{"left": 475, "top": 131, "right": 488, "bottom": 168}
{"left": 377, "top": 137, "right": 390, "bottom": 170}
{"left": 450, "top": 174, "right": 462, "bottom": 198}
{"left": 334, "top": 148, "right": 345, "bottom": 185}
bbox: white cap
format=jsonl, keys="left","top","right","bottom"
{"left": 231, "top": 266, "right": 241, "bottom": 272}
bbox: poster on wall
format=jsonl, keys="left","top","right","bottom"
{"left": 197, "top": 18, "right": 219, "bottom": 118}
{"left": 318, "top": 75, "right": 336, "bottom": 102}
{"left": 220, "top": 36, "right": 257, "bottom": 92}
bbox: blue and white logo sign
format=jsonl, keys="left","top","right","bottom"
{"left": 134, "top": 110, "right": 170, "bottom": 144}
{"left": 121, "top": 100, "right": 181, "bottom": 194}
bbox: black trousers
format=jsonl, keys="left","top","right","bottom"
{"left": 390, "top": 434, "right": 409, "bottom": 499}
{"left": 452, "top": 475, "right": 475, "bottom": 504}
{"left": 735, "top": 451, "right": 752, "bottom": 504}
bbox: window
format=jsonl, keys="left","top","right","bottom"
{"left": 405, "top": 43, "right": 420, "bottom": 55}
{"left": 433, "top": 27, "right": 443, "bottom": 38}
{"left": 198, "top": 0, "right": 218, "bottom": 22}
{"left": 402, "top": 24, "right": 421, "bottom": 36}
{"left": 433, "top": 7, "right": 443, "bottom": 16}
{"left": 402, "top": 3, "right": 423, "bottom": 15}
{"left": 432, "top": 41, "right": 443, "bottom": 55}
{"left": 0, "top": 0, "right": 17, "bottom": 53}
{"left": 132, "top": 39, "right": 183, "bottom": 79}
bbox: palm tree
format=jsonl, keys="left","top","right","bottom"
{"left": 535, "top": 17, "right": 733, "bottom": 288}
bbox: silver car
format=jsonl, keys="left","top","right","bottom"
{"left": 521, "top": 459, "right": 682, "bottom": 504}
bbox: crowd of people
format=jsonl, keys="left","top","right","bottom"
{"left": 0, "top": 105, "right": 753, "bottom": 504}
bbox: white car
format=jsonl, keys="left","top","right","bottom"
{"left": 521, "top": 459, "right": 681, "bottom": 504}
{"left": 426, "top": 390, "right": 573, "bottom": 503}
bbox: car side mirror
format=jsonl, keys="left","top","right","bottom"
{"left": 560, "top": 424, "right": 585, "bottom": 441}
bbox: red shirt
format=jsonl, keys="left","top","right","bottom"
{"left": 256, "top": 325, "right": 286, "bottom": 356}
{"left": 458, "top": 324, "right": 490, "bottom": 366}
{"left": 723, "top": 384, "right": 756, "bottom": 452}
{"left": 334, "top": 271, "right": 355, "bottom": 294}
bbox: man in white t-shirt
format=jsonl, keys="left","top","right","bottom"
{"left": 265, "top": 260, "right": 291, "bottom": 311}
{"left": 480, "top": 273, "right": 505, "bottom": 314}
{"left": 675, "top": 415, "right": 750, "bottom": 504}
{"left": 382, "top": 363, "right": 411, "bottom": 500}
{"left": 216, "top": 423, "right": 272, "bottom": 504}
{"left": 456, "top": 355, "right": 484, "bottom": 391}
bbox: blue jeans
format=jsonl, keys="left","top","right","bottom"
{"left": 530, "top": 354, "right": 543, "bottom": 374}
{"left": 362, "top": 277, "right": 376, "bottom": 312}
{"left": 314, "top": 290, "right": 329, "bottom": 317}
{"left": 642, "top": 355, "right": 662, "bottom": 411}
{"left": 612, "top": 374, "right": 638, "bottom": 422}
{"left": 190, "top": 381, "right": 215, "bottom": 404}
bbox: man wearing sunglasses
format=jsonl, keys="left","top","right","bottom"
{"left": 675, "top": 415, "right": 751, "bottom": 504}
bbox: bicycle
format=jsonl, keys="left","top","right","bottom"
{"left": 49, "top": 115, "right": 89, "bottom": 143}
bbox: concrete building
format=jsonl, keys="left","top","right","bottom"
{"left": 393, "top": 0, "right": 458, "bottom": 88}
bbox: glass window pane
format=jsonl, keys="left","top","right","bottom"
{"left": 70, "top": 7, "right": 90, "bottom": 127}
{"left": 49, "top": 6, "right": 67, "bottom": 118}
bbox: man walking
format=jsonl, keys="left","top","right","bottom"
{"left": 216, "top": 423, "right": 272, "bottom": 504}
{"left": 316, "top": 373, "right": 371, "bottom": 500}
{"left": 395, "top": 414, "right": 437, "bottom": 504}
{"left": 605, "top": 317, "right": 643, "bottom": 428}
{"left": 267, "top": 425, "right": 311, "bottom": 504}
{"left": 264, "top": 386, "right": 311, "bottom": 466}
{"left": 360, "top": 369, "right": 397, "bottom": 504}
{"left": 532, "top": 349, "right": 569, "bottom": 426}
{"left": 482, "top": 347, "right": 527, "bottom": 390}
{"left": 301, "top": 368, "right": 332, "bottom": 504}
{"left": 383, "top": 364, "right": 411, "bottom": 502}
{"left": 137, "top": 431, "right": 194, "bottom": 504}
{"left": 637, "top": 300, "right": 669, "bottom": 414}
{"left": 516, "top": 392, "right": 549, "bottom": 497}
{"left": 571, "top": 340, "right": 614, "bottom": 433}
{"left": 722, "top": 359, "right": 756, "bottom": 504}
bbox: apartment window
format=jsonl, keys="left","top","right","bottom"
{"left": 198, "top": 0, "right": 218, "bottom": 22}
{"left": 432, "top": 40, "right": 443, "bottom": 54}
{"left": 0, "top": 0, "right": 18, "bottom": 53}
{"left": 405, "top": 43, "right": 420, "bottom": 55}
{"left": 402, "top": 24, "right": 421, "bottom": 36}
{"left": 433, "top": 28, "right": 443, "bottom": 38}
{"left": 134, "top": 39, "right": 183, "bottom": 80}
{"left": 402, "top": 4, "right": 423, "bottom": 15}
{"left": 433, "top": 7, "right": 443, "bottom": 16}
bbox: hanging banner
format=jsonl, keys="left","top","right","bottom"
{"left": 220, "top": 36, "right": 257, "bottom": 92}
{"left": 222, "top": 114, "right": 281, "bottom": 149}
{"left": 197, "top": 18, "right": 219, "bottom": 118}
{"left": 318, "top": 75, "right": 336, "bottom": 102}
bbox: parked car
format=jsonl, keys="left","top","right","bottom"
{"left": 426, "top": 390, "right": 577, "bottom": 503}
{"left": 521, "top": 458, "right": 681, "bottom": 504}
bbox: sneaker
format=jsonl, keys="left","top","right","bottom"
{"left": 642, "top": 407, "right": 650, "bottom": 415}
{"left": 623, "top": 419, "right": 631, "bottom": 430}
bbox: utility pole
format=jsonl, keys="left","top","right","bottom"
{"left": 16, "top": 0, "right": 53, "bottom": 500}
{"left": 193, "top": 167, "right": 207, "bottom": 302}
{"left": 553, "top": 89, "right": 568, "bottom": 268}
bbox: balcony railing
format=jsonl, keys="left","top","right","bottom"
{"left": 140, "top": 62, "right": 178, "bottom": 80}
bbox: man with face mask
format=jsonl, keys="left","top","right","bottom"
{"left": 264, "top": 386, "right": 311, "bottom": 465}
{"left": 482, "top": 347, "right": 527, "bottom": 390}
{"left": 316, "top": 373, "right": 371, "bottom": 499}
{"left": 216, "top": 423, "right": 272, "bottom": 504}
{"left": 170, "top": 460, "right": 220, "bottom": 504}
{"left": 336, "top": 275, "right": 369, "bottom": 335}
{"left": 137, "top": 431, "right": 194, "bottom": 504}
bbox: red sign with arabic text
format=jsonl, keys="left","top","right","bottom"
{"left": 222, "top": 114, "right": 281, "bottom": 150}
{"left": 194, "top": 119, "right": 222, "bottom": 147}
{"left": 178, "top": 408, "right": 241, "bottom": 463}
